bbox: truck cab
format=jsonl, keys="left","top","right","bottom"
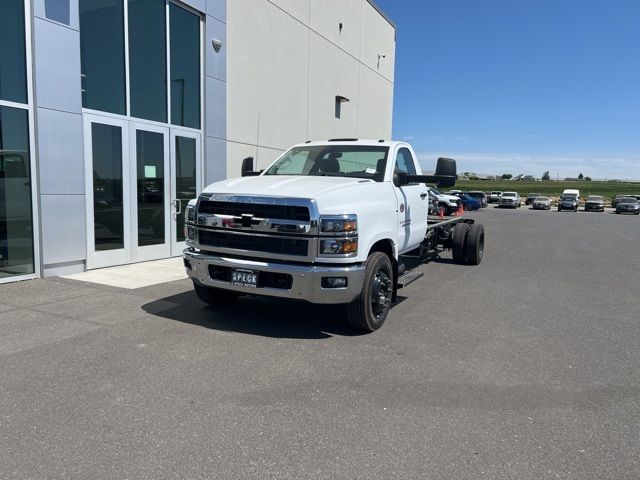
{"left": 184, "top": 140, "right": 481, "bottom": 331}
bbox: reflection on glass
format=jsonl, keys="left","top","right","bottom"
{"left": 0, "top": 0, "right": 28, "bottom": 103}
{"left": 129, "top": 0, "right": 167, "bottom": 122}
{"left": 0, "top": 106, "right": 34, "bottom": 278}
{"left": 170, "top": 4, "right": 200, "bottom": 129}
{"left": 79, "top": 0, "right": 126, "bottom": 114}
{"left": 92, "top": 123, "right": 124, "bottom": 251}
{"left": 175, "top": 136, "right": 196, "bottom": 242}
{"left": 136, "top": 130, "right": 165, "bottom": 246}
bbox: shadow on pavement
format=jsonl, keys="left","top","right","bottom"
{"left": 142, "top": 290, "right": 407, "bottom": 339}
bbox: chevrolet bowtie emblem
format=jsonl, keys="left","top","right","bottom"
{"left": 240, "top": 214, "right": 254, "bottom": 228}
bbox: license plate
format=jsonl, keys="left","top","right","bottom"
{"left": 231, "top": 269, "right": 258, "bottom": 288}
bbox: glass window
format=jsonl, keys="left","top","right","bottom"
{"left": 129, "top": 0, "right": 167, "bottom": 122}
{"left": 265, "top": 145, "right": 388, "bottom": 181}
{"left": 395, "top": 148, "right": 416, "bottom": 175}
{"left": 170, "top": 3, "right": 200, "bottom": 129}
{"left": 45, "top": 0, "right": 71, "bottom": 25}
{"left": 174, "top": 136, "right": 196, "bottom": 242}
{"left": 0, "top": 0, "right": 28, "bottom": 104}
{"left": 136, "top": 130, "right": 165, "bottom": 246}
{"left": 80, "top": 0, "right": 126, "bottom": 114}
{"left": 91, "top": 123, "right": 124, "bottom": 251}
{"left": 0, "top": 106, "right": 34, "bottom": 278}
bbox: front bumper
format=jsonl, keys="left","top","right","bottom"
{"left": 183, "top": 249, "right": 366, "bottom": 304}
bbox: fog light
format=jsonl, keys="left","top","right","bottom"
{"left": 322, "top": 277, "right": 347, "bottom": 288}
{"left": 183, "top": 258, "right": 192, "bottom": 270}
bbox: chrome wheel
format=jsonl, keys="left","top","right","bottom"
{"left": 371, "top": 269, "right": 393, "bottom": 319}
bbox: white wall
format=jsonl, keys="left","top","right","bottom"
{"left": 226, "top": 0, "right": 395, "bottom": 175}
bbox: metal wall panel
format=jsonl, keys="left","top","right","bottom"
{"left": 205, "top": 14, "right": 226, "bottom": 81}
{"left": 40, "top": 194, "right": 87, "bottom": 266}
{"left": 33, "top": 18, "right": 82, "bottom": 114}
{"left": 36, "top": 108, "right": 84, "bottom": 195}
{"left": 206, "top": 0, "right": 226, "bottom": 22}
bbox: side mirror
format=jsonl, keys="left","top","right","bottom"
{"left": 393, "top": 172, "right": 409, "bottom": 188}
{"left": 434, "top": 157, "right": 456, "bottom": 188}
{"left": 241, "top": 157, "right": 254, "bottom": 177}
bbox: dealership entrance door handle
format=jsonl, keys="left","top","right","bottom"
{"left": 172, "top": 199, "right": 182, "bottom": 215}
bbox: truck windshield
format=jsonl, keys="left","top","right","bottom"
{"left": 264, "top": 145, "right": 389, "bottom": 182}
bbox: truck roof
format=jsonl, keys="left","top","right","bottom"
{"left": 293, "top": 139, "right": 407, "bottom": 149}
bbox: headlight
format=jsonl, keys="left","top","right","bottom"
{"left": 186, "top": 204, "right": 196, "bottom": 223}
{"left": 320, "top": 215, "right": 357, "bottom": 234}
{"left": 320, "top": 238, "right": 358, "bottom": 255}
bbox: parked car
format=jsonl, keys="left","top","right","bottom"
{"left": 488, "top": 191, "right": 502, "bottom": 204}
{"left": 558, "top": 195, "right": 579, "bottom": 212}
{"left": 525, "top": 193, "right": 541, "bottom": 206}
{"left": 613, "top": 195, "right": 636, "bottom": 208}
{"left": 499, "top": 191, "right": 521, "bottom": 208}
{"left": 532, "top": 196, "right": 551, "bottom": 210}
{"left": 428, "top": 187, "right": 461, "bottom": 215}
{"left": 457, "top": 194, "right": 482, "bottom": 211}
{"left": 584, "top": 195, "right": 605, "bottom": 212}
{"left": 464, "top": 191, "right": 488, "bottom": 208}
{"left": 615, "top": 197, "right": 640, "bottom": 215}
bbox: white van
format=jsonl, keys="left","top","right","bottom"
{"left": 562, "top": 189, "right": 580, "bottom": 200}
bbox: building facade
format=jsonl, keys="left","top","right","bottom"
{"left": 0, "top": 0, "right": 395, "bottom": 284}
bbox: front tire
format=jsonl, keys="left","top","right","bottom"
{"left": 346, "top": 252, "right": 394, "bottom": 332}
{"left": 194, "top": 284, "right": 239, "bottom": 307}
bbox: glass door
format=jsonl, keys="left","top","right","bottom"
{"left": 170, "top": 130, "right": 201, "bottom": 256}
{"left": 130, "top": 122, "right": 171, "bottom": 262}
{"left": 83, "top": 114, "right": 131, "bottom": 269}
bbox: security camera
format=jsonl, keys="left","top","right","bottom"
{"left": 212, "top": 39, "right": 223, "bottom": 53}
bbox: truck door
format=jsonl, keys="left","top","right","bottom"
{"left": 393, "top": 147, "right": 429, "bottom": 253}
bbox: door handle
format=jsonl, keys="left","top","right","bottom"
{"left": 420, "top": 192, "right": 428, "bottom": 200}
{"left": 173, "top": 199, "right": 182, "bottom": 214}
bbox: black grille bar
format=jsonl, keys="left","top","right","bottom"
{"left": 198, "top": 230, "right": 309, "bottom": 257}
{"left": 199, "top": 201, "right": 310, "bottom": 221}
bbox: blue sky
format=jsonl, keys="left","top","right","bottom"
{"left": 375, "top": 0, "right": 640, "bottom": 179}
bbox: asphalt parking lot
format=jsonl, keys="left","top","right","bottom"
{"left": 1, "top": 209, "right": 639, "bottom": 479}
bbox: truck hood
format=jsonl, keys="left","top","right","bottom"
{"left": 201, "top": 175, "right": 377, "bottom": 201}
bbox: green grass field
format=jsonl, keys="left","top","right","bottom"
{"left": 453, "top": 180, "right": 640, "bottom": 200}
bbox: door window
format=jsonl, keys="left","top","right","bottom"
{"left": 395, "top": 148, "right": 416, "bottom": 175}
{"left": 136, "top": 130, "right": 165, "bottom": 246}
{"left": 174, "top": 136, "right": 196, "bottom": 242}
{"left": 92, "top": 123, "right": 125, "bottom": 251}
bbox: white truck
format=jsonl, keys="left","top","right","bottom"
{"left": 183, "top": 140, "right": 485, "bottom": 332}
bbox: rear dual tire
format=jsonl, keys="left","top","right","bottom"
{"left": 452, "top": 223, "right": 485, "bottom": 265}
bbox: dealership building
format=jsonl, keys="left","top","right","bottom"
{"left": 0, "top": 0, "right": 395, "bottom": 284}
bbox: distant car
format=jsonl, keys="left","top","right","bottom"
{"left": 615, "top": 197, "right": 640, "bottom": 215}
{"left": 499, "top": 191, "right": 521, "bottom": 209}
{"left": 488, "top": 191, "right": 502, "bottom": 204}
{"left": 532, "top": 196, "right": 551, "bottom": 210}
{"left": 612, "top": 195, "right": 633, "bottom": 208}
{"left": 525, "top": 193, "right": 541, "bottom": 206}
{"left": 457, "top": 194, "right": 482, "bottom": 211}
{"left": 558, "top": 195, "right": 579, "bottom": 212}
{"left": 584, "top": 195, "right": 605, "bottom": 212}
{"left": 464, "top": 191, "right": 488, "bottom": 208}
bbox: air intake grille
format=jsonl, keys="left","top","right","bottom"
{"left": 198, "top": 230, "right": 309, "bottom": 257}
{"left": 198, "top": 201, "right": 310, "bottom": 221}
